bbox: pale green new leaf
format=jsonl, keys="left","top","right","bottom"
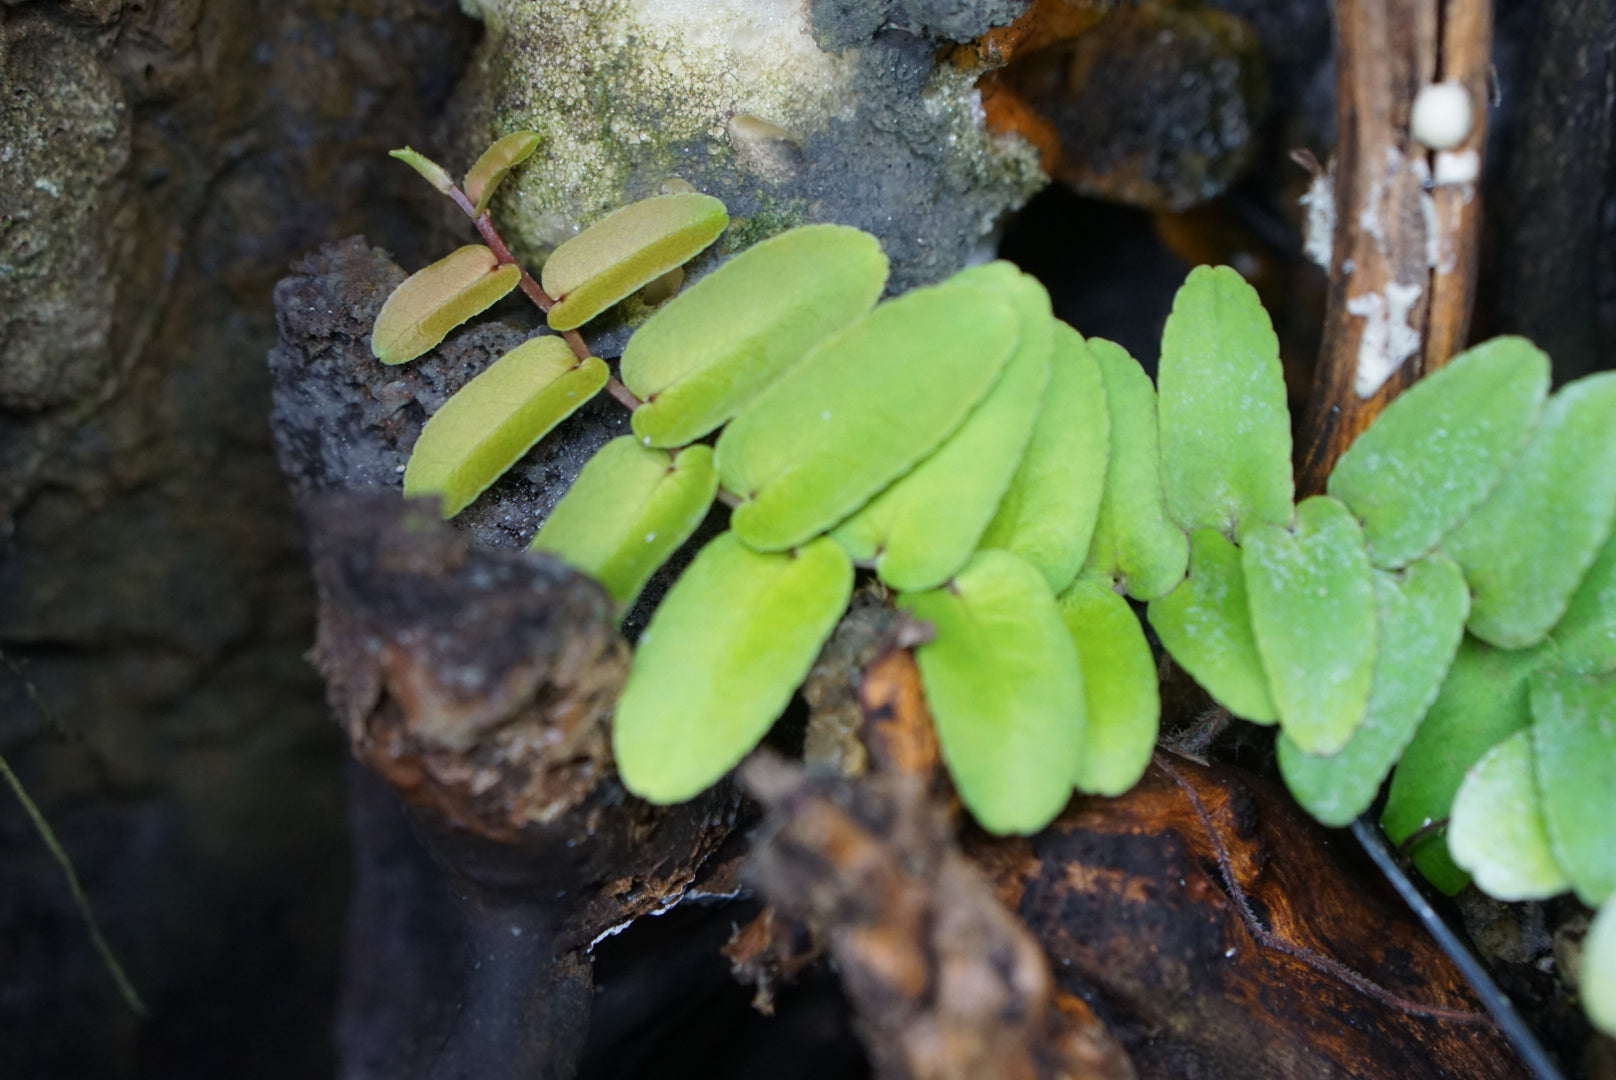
{"left": 1081, "top": 338, "right": 1187, "bottom": 600}
{"left": 372, "top": 245, "right": 521, "bottom": 365}
{"left": 1147, "top": 527, "right": 1277, "bottom": 723}
{"left": 1328, "top": 337, "right": 1550, "bottom": 569}
{"left": 1531, "top": 668, "right": 1616, "bottom": 906}
{"left": 718, "top": 283, "right": 1018, "bottom": 551}
{"left": 1243, "top": 495, "right": 1377, "bottom": 756}
{"left": 1447, "top": 731, "right": 1572, "bottom": 901}
{"left": 614, "top": 532, "right": 853, "bottom": 803}
{"left": 833, "top": 262, "right": 1052, "bottom": 591}
{"left": 1157, "top": 265, "right": 1293, "bottom": 538}
{"left": 1382, "top": 635, "right": 1557, "bottom": 894}
{"left": 1443, "top": 371, "right": 1616, "bottom": 649}
{"left": 1586, "top": 897, "right": 1616, "bottom": 1038}
{"left": 403, "top": 336, "right": 607, "bottom": 517}
{"left": 900, "top": 550, "right": 1085, "bottom": 835}
{"left": 543, "top": 192, "right": 729, "bottom": 331}
{"left": 624, "top": 225, "right": 889, "bottom": 447}
{"left": 389, "top": 147, "right": 455, "bottom": 194}
{"left": 465, "top": 130, "right": 542, "bottom": 218}
{"left": 529, "top": 438, "right": 717, "bottom": 613}
{"left": 1058, "top": 574, "right": 1159, "bottom": 796}
{"left": 1277, "top": 554, "right": 1469, "bottom": 826}
{"left": 976, "top": 322, "right": 1109, "bottom": 594}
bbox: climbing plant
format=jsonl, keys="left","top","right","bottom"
{"left": 378, "top": 135, "right": 1616, "bottom": 1036}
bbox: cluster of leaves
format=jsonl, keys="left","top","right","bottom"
{"left": 377, "top": 135, "right": 1614, "bottom": 1035}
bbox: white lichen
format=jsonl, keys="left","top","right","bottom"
{"left": 1348, "top": 280, "right": 1423, "bottom": 397}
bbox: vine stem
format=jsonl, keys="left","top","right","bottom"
{"left": 443, "top": 184, "right": 641, "bottom": 408}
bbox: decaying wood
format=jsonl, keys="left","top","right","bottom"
{"left": 1298, "top": 0, "right": 1491, "bottom": 492}
{"left": 742, "top": 755, "right": 1138, "bottom": 1080}
{"left": 983, "top": 753, "right": 1531, "bottom": 1080}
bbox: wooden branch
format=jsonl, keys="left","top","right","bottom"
{"left": 1297, "top": 0, "right": 1492, "bottom": 493}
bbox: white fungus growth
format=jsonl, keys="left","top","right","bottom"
{"left": 1411, "top": 82, "right": 1473, "bottom": 151}
{"left": 1348, "top": 281, "right": 1424, "bottom": 397}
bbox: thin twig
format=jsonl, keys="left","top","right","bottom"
{"left": 1153, "top": 751, "right": 1490, "bottom": 1025}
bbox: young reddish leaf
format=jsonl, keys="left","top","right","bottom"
{"left": 465, "top": 130, "right": 542, "bottom": 218}
{"left": 371, "top": 245, "right": 521, "bottom": 366}
{"left": 542, "top": 193, "right": 729, "bottom": 331}
{"left": 388, "top": 146, "right": 455, "bottom": 195}
{"left": 403, "top": 336, "right": 608, "bottom": 517}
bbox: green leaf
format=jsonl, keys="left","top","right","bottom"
{"left": 1382, "top": 635, "right": 1556, "bottom": 894}
{"left": 1447, "top": 731, "right": 1572, "bottom": 900}
{"left": 1552, "top": 528, "right": 1616, "bottom": 676}
{"left": 613, "top": 532, "right": 853, "bottom": 803}
{"left": 1147, "top": 527, "right": 1278, "bottom": 723}
{"left": 717, "top": 282, "right": 1018, "bottom": 551}
{"left": 1443, "top": 371, "right": 1616, "bottom": 648}
{"left": 389, "top": 146, "right": 455, "bottom": 195}
{"left": 529, "top": 437, "right": 717, "bottom": 613}
{"left": 1058, "top": 574, "right": 1159, "bottom": 796}
{"left": 1242, "top": 495, "right": 1377, "bottom": 756}
{"left": 1586, "top": 896, "right": 1616, "bottom": 1038}
{"left": 976, "top": 323, "right": 1110, "bottom": 594}
{"left": 1157, "top": 265, "right": 1293, "bottom": 538}
{"left": 371, "top": 245, "right": 521, "bottom": 365}
{"left": 542, "top": 192, "right": 729, "bottom": 331}
{"left": 465, "top": 130, "right": 542, "bottom": 218}
{"left": 1277, "top": 554, "right": 1469, "bottom": 826}
{"left": 832, "top": 262, "right": 1052, "bottom": 591}
{"left": 1327, "top": 337, "right": 1550, "bottom": 569}
{"left": 403, "top": 336, "right": 608, "bottom": 517}
{"left": 1530, "top": 668, "right": 1616, "bottom": 905}
{"left": 623, "top": 224, "right": 888, "bottom": 447}
{"left": 1081, "top": 338, "right": 1187, "bottom": 600}
{"left": 900, "top": 550, "right": 1085, "bottom": 835}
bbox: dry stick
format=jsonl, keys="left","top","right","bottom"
{"left": 1153, "top": 751, "right": 1491, "bottom": 1025}
{"left": 1296, "top": 0, "right": 1490, "bottom": 494}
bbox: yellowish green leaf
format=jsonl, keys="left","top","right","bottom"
{"left": 403, "top": 336, "right": 607, "bottom": 517}
{"left": 1531, "top": 668, "right": 1616, "bottom": 906}
{"left": 1447, "top": 731, "right": 1571, "bottom": 901}
{"left": 1059, "top": 574, "right": 1159, "bottom": 796}
{"left": 543, "top": 193, "right": 729, "bottom": 331}
{"left": 371, "top": 245, "right": 521, "bottom": 365}
{"left": 465, "top": 130, "right": 542, "bottom": 218}
{"left": 389, "top": 146, "right": 455, "bottom": 195}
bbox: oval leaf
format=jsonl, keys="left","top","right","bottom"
{"left": 542, "top": 193, "right": 729, "bottom": 331}
{"left": 1243, "top": 495, "right": 1377, "bottom": 756}
{"left": 1081, "top": 338, "right": 1188, "bottom": 600}
{"left": 1552, "top": 528, "right": 1616, "bottom": 676}
{"left": 1147, "top": 527, "right": 1278, "bottom": 723}
{"left": 613, "top": 532, "right": 853, "bottom": 803}
{"left": 1157, "top": 265, "right": 1294, "bottom": 538}
{"left": 1447, "top": 730, "right": 1571, "bottom": 901}
{"left": 389, "top": 146, "right": 454, "bottom": 194}
{"left": 833, "top": 262, "right": 1052, "bottom": 591}
{"left": 1277, "top": 554, "right": 1469, "bottom": 826}
{"left": 403, "top": 336, "right": 608, "bottom": 517}
{"left": 624, "top": 224, "right": 889, "bottom": 447}
{"left": 1059, "top": 574, "right": 1159, "bottom": 796}
{"left": 1531, "top": 668, "right": 1616, "bottom": 906}
{"left": 1328, "top": 336, "right": 1550, "bottom": 569}
{"left": 465, "top": 130, "right": 542, "bottom": 218}
{"left": 372, "top": 245, "right": 521, "bottom": 365}
{"left": 899, "top": 550, "right": 1085, "bottom": 835}
{"left": 529, "top": 437, "right": 717, "bottom": 614}
{"left": 1381, "top": 635, "right": 1556, "bottom": 894}
{"left": 976, "top": 322, "right": 1110, "bottom": 593}
{"left": 1443, "top": 371, "right": 1616, "bottom": 649}
{"left": 717, "top": 282, "right": 1018, "bottom": 551}
{"left": 1586, "top": 897, "right": 1616, "bottom": 1038}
